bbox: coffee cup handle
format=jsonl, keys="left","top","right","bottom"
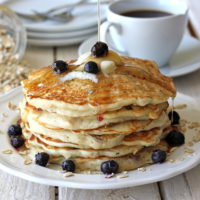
{"left": 100, "top": 21, "right": 127, "bottom": 55}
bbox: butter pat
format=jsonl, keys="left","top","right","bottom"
{"left": 100, "top": 60, "right": 116, "bottom": 74}
{"left": 60, "top": 71, "right": 98, "bottom": 83}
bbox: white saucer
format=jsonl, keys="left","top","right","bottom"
{"left": 27, "top": 26, "right": 97, "bottom": 39}
{"left": 78, "top": 34, "right": 200, "bottom": 78}
{"left": 0, "top": 87, "right": 200, "bottom": 189}
{"left": 28, "top": 33, "right": 96, "bottom": 47}
{"left": 5, "top": 0, "right": 107, "bottom": 32}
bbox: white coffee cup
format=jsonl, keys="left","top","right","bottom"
{"left": 100, "top": 0, "right": 188, "bottom": 67}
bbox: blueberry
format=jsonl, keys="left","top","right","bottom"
{"left": 10, "top": 136, "right": 24, "bottom": 148}
{"left": 125, "top": 105, "right": 132, "bottom": 110}
{"left": 62, "top": 160, "right": 75, "bottom": 172}
{"left": 35, "top": 152, "right": 49, "bottom": 167}
{"left": 52, "top": 60, "right": 68, "bottom": 74}
{"left": 84, "top": 61, "right": 99, "bottom": 74}
{"left": 165, "top": 130, "right": 185, "bottom": 147}
{"left": 91, "top": 42, "right": 108, "bottom": 57}
{"left": 8, "top": 124, "right": 22, "bottom": 137}
{"left": 151, "top": 149, "right": 167, "bottom": 163}
{"left": 168, "top": 111, "right": 180, "bottom": 125}
{"left": 100, "top": 160, "right": 119, "bottom": 174}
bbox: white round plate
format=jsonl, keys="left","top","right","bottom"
{"left": 27, "top": 26, "right": 97, "bottom": 39}
{"left": 5, "top": 1, "right": 107, "bottom": 32}
{"left": 0, "top": 87, "right": 200, "bottom": 189}
{"left": 28, "top": 33, "right": 96, "bottom": 47}
{"left": 78, "top": 34, "right": 200, "bottom": 78}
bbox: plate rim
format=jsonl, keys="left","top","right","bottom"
{"left": 0, "top": 156, "right": 199, "bottom": 190}
{"left": 27, "top": 26, "right": 97, "bottom": 39}
{"left": 27, "top": 33, "right": 96, "bottom": 46}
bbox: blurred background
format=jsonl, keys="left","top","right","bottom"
{"left": 0, "top": 0, "right": 111, "bottom": 47}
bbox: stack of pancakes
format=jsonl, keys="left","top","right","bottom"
{"left": 20, "top": 52, "right": 176, "bottom": 172}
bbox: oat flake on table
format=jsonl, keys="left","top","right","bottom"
{"left": 2, "top": 149, "right": 13, "bottom": 154}
{"left": 0, "top": 26, "right": 34, "bottom": 94}
{"left": 8, "top": 102, "right": 18, "bottom": 110}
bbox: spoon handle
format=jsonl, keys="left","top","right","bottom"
{"left": 43, "top": 0, "right": 112, "bottom": 15}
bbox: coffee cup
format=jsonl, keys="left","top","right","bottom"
{"left": 100, "top": 0, "right": 188, "bottom": 67}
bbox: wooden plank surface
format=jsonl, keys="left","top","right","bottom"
{"left": 23, "top": 46, "right": 54, "bottom": 68}
{"left": 59, "top": 184, "right": 161, "bottom": 200}
{"left": 174, "top": 69, "right": 200, "bottom": 98}
{"left": 56, "top": 45, "right": 78, "bottom": 61}
{"left": 159, "top": 175, "right": 193, "bottom": 200}
{"left": 0, "top": 172, "right": 55, "bottom": 200}
{"left": 185, "top": 165, "right": 200, "bottom": 200}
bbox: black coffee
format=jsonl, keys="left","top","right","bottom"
{"left": 121, "top": 10, "right": 172, "bottom": 18}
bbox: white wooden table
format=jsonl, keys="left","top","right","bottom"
{"left": 1, "top": 0, "right": 200, "bottom": 199}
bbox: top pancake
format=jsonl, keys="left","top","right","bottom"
{"left": 22, "top": 51, "right": 176, "bottom": 117}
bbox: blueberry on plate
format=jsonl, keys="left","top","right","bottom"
{"left": 35, "top": 152, "right": 49, "bottom": 167}
{"left": 10, "top": 135, "right": 24, "bottom": 148}
{"left": 8, "top": 124, "right": 22, "bottom": 137}
{"left": 168, "top": 111, "right": 180, "bottom": 125}
{"left": 151, "top": 149, "right": 167, "bottom": 163}
{"left": 52, "top": 60, "right": 68, "bottom": 74}
{"left": 101, "top": 160, "right": 119, "bottom": 174}
{"left": 62, "top": 160, "right": 75, "bottom": 172}
{"left": 84, "top": 61, "right": 99, "bottom": 74}
{"left": 91, "top": 42, "right": 108, "bottom": 57}
{"left": 165, "top": 130, "right": 185, "bottom": 147}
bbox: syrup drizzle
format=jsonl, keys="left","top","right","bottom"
{"left": 95, "top": 0, "right": 101, "bottom": 113}
{"left": 171, "top": 97, "right": 175, "bottom": 123}
{"left": 97, "top": 0, "right": 101, "bottom": 41}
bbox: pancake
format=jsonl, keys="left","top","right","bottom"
{"left": 23, "top": 122, "right": 126, "bottom": 149}
{"left": 26, "top": 140, "right": 169, "bottom": 172}
{"left": 20, "top": 101, "right": 168, "bottom": 130}
{"left": 23, "top": 120, "right": 168, "bottom": 149}
{"left": 24, "top": 131, "right": 144, "bottom": 158}
{"left": 22, "top": 52, "right": 176, "bottom": 117}
{"left": 23, "top": 107, "right": 169, "bottom": 135}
